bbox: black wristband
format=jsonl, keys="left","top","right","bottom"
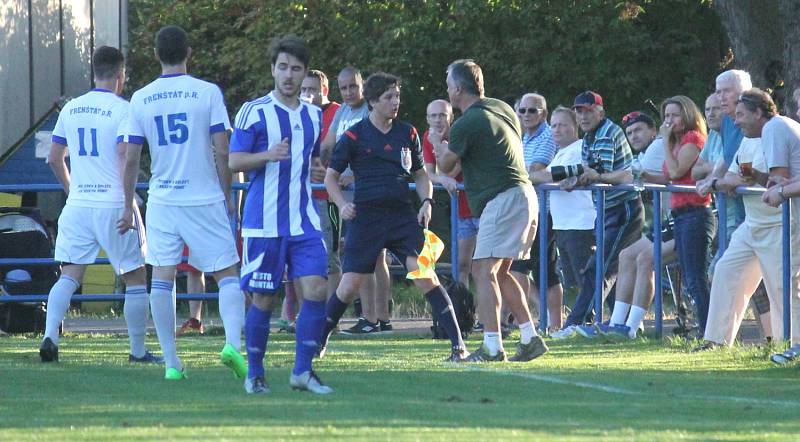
{"left": 422, "top": 197, "right": 435, "bottom": 207}
{"left": 711, "top": 178, "right": 718, "bottom": 191}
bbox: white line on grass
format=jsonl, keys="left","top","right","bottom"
{"left": 460, "top": 365, "right": 800, "bottom": 408}
{"left": 459, "top": 365, "right": 637, "bottom": 395}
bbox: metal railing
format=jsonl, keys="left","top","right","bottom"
{"left": 0, "top": 181, "right": 793, "bottom": 340}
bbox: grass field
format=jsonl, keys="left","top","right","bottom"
{"left": 1, "top": 330, "right": 799, "bottom": 441}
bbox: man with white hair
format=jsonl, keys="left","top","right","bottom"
{"left": 510, "top": 93, "right": 562, "bottom": 332}
{"left": 697, "top": 70, "right": 752, "bottom": 228}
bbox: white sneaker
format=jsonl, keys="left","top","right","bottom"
{"left": 290, "top": 370, "right": 333, "bottom": 394}
{"left": 550, "top": 325, "right": 578, "bottom": 340}
{"left": 244, "top": 376, "right": 269, "bottom": 394}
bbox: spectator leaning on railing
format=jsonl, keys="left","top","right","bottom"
{"left": 659, "top": 95, "right": 715, "bottom": 334}
{"left": 510, "top": 93, "right": 563, "bottom": 332}
{"left": 694, "top": 90, "right": 773, "bottom": 341}
{"left": 529, "top": 105, "right": 594, "bottom": 331}
{"left": 554, "top": 91, "right": 643, "bottom": 338}
{"left": 581, "top": 111, "right": 677, "bottom": 339}
{"left": 697, "top": 89, "right": 793, "bottom": 350}
{"left": 758, "top": 87, "right": 800, "bottom": 363}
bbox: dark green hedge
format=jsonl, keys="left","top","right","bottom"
{"left": 126, "top": 0, "right": 727, "bottom": 128}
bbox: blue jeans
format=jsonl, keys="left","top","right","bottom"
{"left": 565, "top": 197, "right": 644, "bottom": 327}
{"left": 672, "top": 206, "right": 716, "bottom": 332}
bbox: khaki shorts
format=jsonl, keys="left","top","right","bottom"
{"left": 473, "top": 185, "right": 538, "bottom": 260}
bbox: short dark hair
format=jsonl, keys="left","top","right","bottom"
{"left": 363, "top": 72, "right": 400, "bottom": 110}
{"left": 447, "top": 59, "right": 483, "bottom": 97}
{"left": 269, "top": 34, "right": 310, "bottom": 68}
{"left": 155, "top": 25, "right": 189, "bottom": 65}
{"left": 738, "top": 88, "right": 777, "bottom": 119}
{"left": 92, "top": 46, "right": 124, "bottom": 81}
{"left": 306, "top": 69, "right": 328, "bottom": 90}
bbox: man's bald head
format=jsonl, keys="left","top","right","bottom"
{"left": 426, "top": 99, "right": 453, "bottom": 134}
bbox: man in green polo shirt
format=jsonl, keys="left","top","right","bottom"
{"left": 431, "top": 59, "right": 548, "bottom": 362}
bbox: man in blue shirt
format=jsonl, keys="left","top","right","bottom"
{"left": 321, "top": 72, "right": 468, "bottom": 367}
{"left": 697, "top": 69, "right": 752, "bottom": 227}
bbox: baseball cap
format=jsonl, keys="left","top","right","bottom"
{"left": 621, "top": 111, "right": 655, "bottom": 129}
{"left": 573, "top": 91, "right": 603, "bottom": 109}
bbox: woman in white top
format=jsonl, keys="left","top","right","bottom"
{"left": 530, "top": 106, "right": 595, "bottom": 330}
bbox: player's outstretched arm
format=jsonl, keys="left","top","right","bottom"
{"left": 117, "top": 142, "right": 142, "bottom": 234}
{"left": 48, "top": 142, "right": 71, "bottom": 196}
{"left": 413, "top": 168, "right": 433, "bottom": 228}
{"left": 324, "top": 168, "right": 355, "bottom": 220}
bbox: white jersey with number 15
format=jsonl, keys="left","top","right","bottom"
{"left": 121, "top": 73, "right": 231, "bottom": 206}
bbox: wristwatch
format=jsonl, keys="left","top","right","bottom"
{"left": 711, "top": 178, "right": 718, "bottom": 191}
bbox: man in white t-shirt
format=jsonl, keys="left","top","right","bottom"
{"left": 118, "top": 26, "right": 245, "bottom": 380}
{"left": 700, "top": 89, "right": 796, "bottom": 349}
{"left": 530, "top": 106, "right": 593, "bottom": 331}
{"left": 39, "top": 46, "right": 159, "bottom": 365}
{"left": 760, "top": 87, "right": 800, "bottom": 361}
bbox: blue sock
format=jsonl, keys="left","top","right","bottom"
{"left": 321, "top": 292, "right": 349, "bottom": 341}
{"left": 293, "top": 299, "right": 326, "bottom": 376}
{"left": 426, "top": 285, "right": 465, "bottom": 351}
{"left": 245, "top": 305, "right": 271, "bottom": 379}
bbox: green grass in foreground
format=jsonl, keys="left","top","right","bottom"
{"left": 1, "top": 332, "right": 799, "bottom": 441}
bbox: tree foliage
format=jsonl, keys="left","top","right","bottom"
{"left": 126, "top": 0, "right": 727, "bottom": 128}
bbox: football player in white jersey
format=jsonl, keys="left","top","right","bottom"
{"left": 40, "top": 46, "right": 159, "bottom": 365}
{"left": 229, "top": 35, "right": 331, "bottom": 394}
{"left": 118, "top": 26, "right": 245, "bottom": 380}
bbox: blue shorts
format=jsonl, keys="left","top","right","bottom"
{"left": 240, "top": 235, "right": 327, "bottom": 294}
{"left": 457, "top": 217, "right": 480, "bottom": 241}
{"left": 341, "top": 205, "right": 424, "bottom": 274}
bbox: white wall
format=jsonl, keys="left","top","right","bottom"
{"left": 0, "top": 0, "right": 126, "bottom": 155}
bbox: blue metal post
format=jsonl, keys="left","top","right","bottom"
{"left": 450, "top": 190, "right": 460, "bottom": 282}
{"left": 538, "top": 189, "right": 549, "bottom": 331}
{"left": 783, "top": 199, "right": 792, "bottom": 341}
{"left": 652, "top": 190, "right": 663, "bottom": 339}
{"left": 594, "top": 187, "right": 606, "bottom": 324}
{"left": 716, "top": 192, "right": 728, "bottom": 254}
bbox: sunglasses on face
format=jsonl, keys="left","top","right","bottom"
{"left": 518, "top": 107, "right": 543, "bottom": 115}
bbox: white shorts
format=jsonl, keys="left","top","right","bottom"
{"left": 54, "top": 205, "right": 146, "bottom": 275}
{"left": 145, "top": 201, "right": 239, "bottom": 272}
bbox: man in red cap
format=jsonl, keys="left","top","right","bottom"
{"left": 552, "top": 91, "right": 644, "bottom": 338}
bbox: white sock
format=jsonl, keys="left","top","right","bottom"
{"left": 483, "top": 331, "right": 503, "bottom": 356}
{"left": 124, "top": 285, "right": 148, "bottom": 358}
{"left": 609, "top": 301, "right": 631, "bottom": 326}
{"left": 625, "top": 306, "right": 647, "bottom": 338}
{"left": 217, "top": 277, "right": 245, "bottom": 351}
{"left": 43, "top": 276, "right": 79, "bottom": 345}
{"left": 150, "top": 279, "right": 181, "bottom": 370}
{"left": 518, "top": 321, "right": 538, "bottom": 344}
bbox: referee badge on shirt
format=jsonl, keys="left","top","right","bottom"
{"left": 400, "top": 147, "right": 412, "bottom": 173}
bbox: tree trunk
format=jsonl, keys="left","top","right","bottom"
{"left": 713, "top": 0, "right": 782, "bottom": 90}
{"left": 779, "top": 0, "right": 800, "bottom": 116}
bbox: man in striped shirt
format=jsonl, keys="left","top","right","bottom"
{"left": 559, "top": 91, "right": 644, "bottom": 333}
{"left": 229, "top": 35, "right": 331, "bottom": 395}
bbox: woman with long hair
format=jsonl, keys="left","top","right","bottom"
{"left": 661, "top": 95, "right": 716, "bottom": 333}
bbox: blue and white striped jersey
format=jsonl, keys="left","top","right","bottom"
{"left": 230, "top": 91, "right": 322, "bottom": 238}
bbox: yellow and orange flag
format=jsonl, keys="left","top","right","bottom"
{"left": 406, "top": 229, "right": 444, "bottom": 280}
